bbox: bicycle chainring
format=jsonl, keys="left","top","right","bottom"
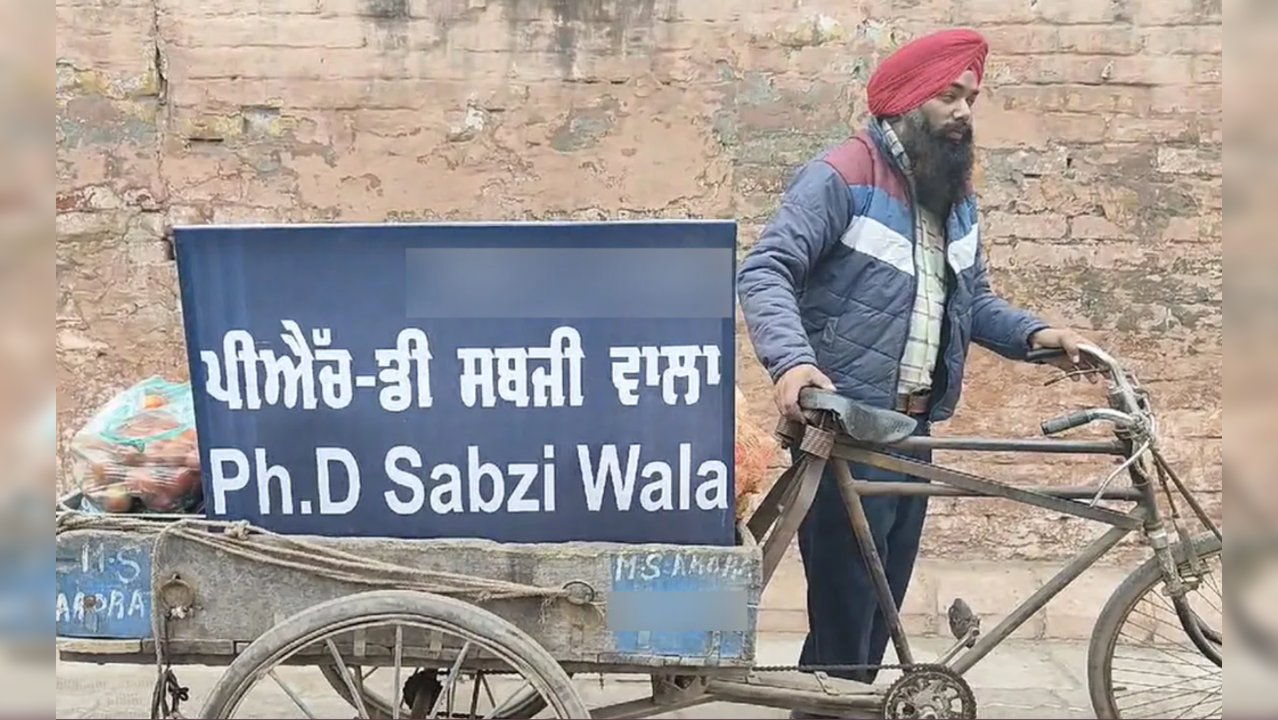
{"left": 882, "top": 666, "right": 977, "bottom": 720}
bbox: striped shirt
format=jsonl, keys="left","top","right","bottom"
{"left": 879, "top": 121, "right": 949, "bottom": 396}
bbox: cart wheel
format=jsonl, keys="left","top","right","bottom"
{"left": 1087, "top": 533, "right": 1222, "bottom": 719}
{"left": 318, "top": 663, "right": 552, "bottom": 719}
{"left": 199, "top": 590, "right": 589, "bottom": 719}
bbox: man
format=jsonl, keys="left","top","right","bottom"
{"left": 736, "top": 28, "right": 1090, "bottom": 711}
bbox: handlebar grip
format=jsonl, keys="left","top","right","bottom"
{"left": 1041, "top": 410, "right": 1096, "bottom": 436}
{"left": 1026, "top": 348, "right": 1068, "bottom": 364}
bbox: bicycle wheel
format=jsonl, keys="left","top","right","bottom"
{"left": 1087, "top": 533, "right": 1222, "bottom": 719}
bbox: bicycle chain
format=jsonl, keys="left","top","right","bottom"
{"left": 443, "top": 661, "right": 932, "bottom": 675}
{"left": 749, "top": 662, "right": 923, "bottom": 673}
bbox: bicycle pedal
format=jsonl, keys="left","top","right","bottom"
{"left": 947, "top": 598, "right": 980, "bottom": 642}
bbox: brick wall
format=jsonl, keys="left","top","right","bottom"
{"left": 55, "top": 0, "right": 1222, "bottom": 560}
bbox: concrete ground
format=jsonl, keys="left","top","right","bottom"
{"left": 56, "top": 634, "right": 1102, "bottom": 719}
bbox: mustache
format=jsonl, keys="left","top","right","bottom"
{"left": 935, "top": 121, "right": 973, "bottom": 139}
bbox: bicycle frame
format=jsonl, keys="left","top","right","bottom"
{"left": 747, "top": 343, "right": 1220, "bottom": 678}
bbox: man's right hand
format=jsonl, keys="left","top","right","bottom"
{"left": 775, "top": 363, "right": 836, "bottom": 422}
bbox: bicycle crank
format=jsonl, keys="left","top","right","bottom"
{"left": 882, "top": 666, "right": 977, "bottom": 720}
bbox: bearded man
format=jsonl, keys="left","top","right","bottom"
{"left": 736, "top": 29, "right": 1090, "bottom": 710}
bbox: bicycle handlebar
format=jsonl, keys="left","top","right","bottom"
{"left": 1040, "top": 408, "right": 1136, "bottom": 436}
{"left": 1025, "top": 347, "right": 1069, "bottom": 364}
{"left": 1028, "top": 343, "right": 1148, "bottom": 434}
{"left": 1041, "top": 410, "right": 1095, "bottom": 436}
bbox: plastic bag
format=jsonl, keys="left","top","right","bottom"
{"left": 734, "top": 384, "right": 779, "bottom": 522}
{"left": 69, "top": 377, "right": 203, "bottom": 514}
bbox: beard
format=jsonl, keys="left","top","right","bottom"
{"left": 895, "top": 110, "right": 974, "bottom": 216}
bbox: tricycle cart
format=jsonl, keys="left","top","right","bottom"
{"left": 56, "top": 345, "right": 1224, "bottom": 719}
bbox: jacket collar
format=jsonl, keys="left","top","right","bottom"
{"left": 867, "top": 119, "right": 914, "bottom": 182}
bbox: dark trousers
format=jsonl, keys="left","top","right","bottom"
{"left": 795, "top": 419, "right": 932, "bottom": 685}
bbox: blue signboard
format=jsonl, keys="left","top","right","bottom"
{"left": 609, "top": 548, "right": 755, "bottom": 662}
{"left": 174, "top": 221, "right": 738, "bottom": 545}
{"left": 55, "top": 534, "right": 154, "bottom": 639}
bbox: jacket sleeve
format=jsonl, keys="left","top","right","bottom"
{"left": 969, "top": 242, "right": 1050, "bottom": 360}
{"left": 737, "top": 160, "right": 853, "bottom": 382}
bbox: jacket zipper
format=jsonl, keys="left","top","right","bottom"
{"left": 894, "top": 168, "right": 919, "bottom": 407}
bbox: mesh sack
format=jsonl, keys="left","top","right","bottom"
{"left": 734, "top": 384, "right": 779, "bottom": 522}
{"left": 69, "top": 376, "right": 203, "bottom": 514}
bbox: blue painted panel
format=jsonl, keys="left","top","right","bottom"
{"left": 55, "top": 535, "right": 153, "bottom": 639}
{"left": 173, "top": 221, "right": 739, "bottom": 545}
{"left": 610, "top": 549, "right": 757, "bottom": 661}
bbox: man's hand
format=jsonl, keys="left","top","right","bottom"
{"left": 775, "top": 363, "right": 836, "bottom": 421}
{"left": 1029, "top": 328, "right": 1101, "bottom": 383}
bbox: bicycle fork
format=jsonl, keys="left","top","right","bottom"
{"left": 1133, "top": 453, "right": 1222, "bottom": 666}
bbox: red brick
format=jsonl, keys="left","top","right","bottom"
{"left": 166, "top": 15, "right": 372, "bottom": 48}
{"left": 955, "top": 0, "right": 1035, "bottom": 23}
{"left": 1131, "top": 0, "right": 1198, "bottom": 24}
{"left": 1138, "top": 25, "right": 1223, "bottom": 55}
{"left": 1070, "top": 215, "right": 1135, "bottom": 240}
{"left": 994, "top": 55, "right": 1113, "bottom": 84}
{"left": 982, "top": 211, "right": 1068, "bottom": 240}
{"left": 1056, "top": 25, "right": 1141, "bottom": 55}
{"left": 992, "top": 84, "right": 1150, "bottom": 114}
{"left": 1193, "top": 55, "right": 1222, "bottom": 83}
{"left": 56, "top": 31, "right": 155, "bottom": 75}
{"left": 1070, "top": 86, "right": 1150, "bottom": 113}
{"left": 1104, "top": 114, "right": 1197, "bottom": 143}
{"left": 981, "top": 25, "right": 1059, "bottom": 55}
{"left": 1161, "top": 216, "right": 1199, "bottom": 242}
{"left": 172, "top": 46, "right": 518, "bottom": 82}
{"left": 1106, "top": 55, "right": 1196, "bottom": 85}
{"left": 1157, "top": 147, "right": 1222, "bottom": 176}
{"left": 184, "top": 0, "right": 321, "bottom": 15}
{"left": 186, "top": 78, "right": 475, "bottom": 110}
{"left": 975, "top": 105, "right": 1047, "bottom": 148}
{"left": 56, "top": 4, "right": 153, "bottom": 42}
{"left": 1041, "top": 112, "right": 1108, "bottom": 143}
{"left": 1197, "top": 112, "right": 1222, "bottom": 144}
{"left": 1150, "top": 84, "right": 1222, "bottom": 113}
{"left": 1027, "top": 176, "right": 1100, "bottom": 216}
{"left": 1199, "top": 214, "right": 1222, "bottom": 241}
{"left": 1038, "top": 0, "right": 1125, "bottom": 23}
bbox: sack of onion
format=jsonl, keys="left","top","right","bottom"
{"left": 733, "top": 384, "right": 780, "bottom": 522}
{"left": 69, "top": 377, "right": 203, "bottom": 515}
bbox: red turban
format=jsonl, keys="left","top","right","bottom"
{"left": 866, "top": 29, "right": 989, "bottom": 118}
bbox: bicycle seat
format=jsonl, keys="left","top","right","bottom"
{"left": 797, "top": 388, "right": 919, "bottom": 445}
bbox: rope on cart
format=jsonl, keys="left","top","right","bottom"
{"left": 56, "top": 511, "right": 601, "bottom": 608}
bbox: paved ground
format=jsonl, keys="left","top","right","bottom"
{"left": 56, "top": 635, "right": 1103, "bottom": 719}
{"left": 56, "top": 632, "right": 1269, "bottom": 718}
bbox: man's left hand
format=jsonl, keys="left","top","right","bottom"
{"left": 1029, "top": 328, "right": 1102, "bottom": 383}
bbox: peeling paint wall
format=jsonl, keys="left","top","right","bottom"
{"left": 55, "top": 0, "right": 1222, "bottom": 560}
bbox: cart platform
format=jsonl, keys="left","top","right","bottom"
{"left": 56, "top": 498, "right": 761, "bottom": 676}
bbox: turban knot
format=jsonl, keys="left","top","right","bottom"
{"left": 866, "top": 29, "right": 989, "bottom": 118}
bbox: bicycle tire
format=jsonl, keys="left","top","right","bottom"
{"left": 1172, "top": 594, "right": 1222, "bottom": 667}
{"left": 1087, "top": 533, "right": 1222, "bottom": 719}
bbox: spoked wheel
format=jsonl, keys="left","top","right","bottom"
{"left": 199, "top": 590, "right": 588, "bottom": 719}
{"left": 1088, "top": 533, "right": 1223, "bottom": 719}
{"left": 318, "top": 663, "right": 550, "bottom": 719}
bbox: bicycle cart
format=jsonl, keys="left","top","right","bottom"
{"left": 56, "top": 344, "right": 1223, "bottom": 719}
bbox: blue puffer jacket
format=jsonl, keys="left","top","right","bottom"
{"left": 737, "top": 123, "right": 1048, "bottom": 422}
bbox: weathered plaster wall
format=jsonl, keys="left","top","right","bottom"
{"left": 55, "top": 0, "right": 1222, "bottom": 560}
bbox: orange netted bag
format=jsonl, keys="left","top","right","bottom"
{"left": 69, "top": 377, "right": 203, "bottom": 515}
{"left": 734, "top": 384, "right": 779, "bottom": 522}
